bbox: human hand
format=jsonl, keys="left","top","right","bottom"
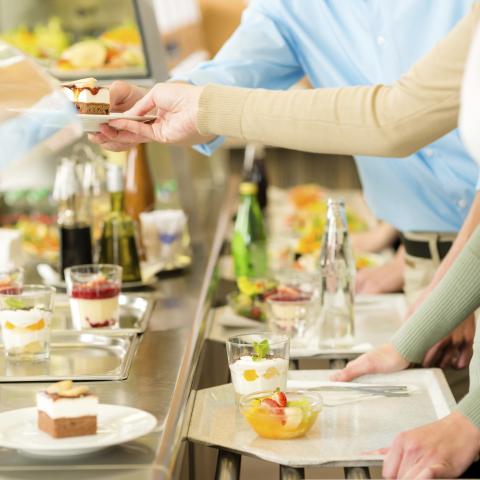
{"left": 88, "top": 81, "right": 148, "bottom": 151}
{"left": 330, "top": 344, "right": 409, "bottom": 382}
{"left": 379, "top": 411, "right": 480, "bottom": 479}
{"left": 356, "top": 261, "right": 404, "bottom": 295}
{"left": 94, "top": 82, "right": 215, "bottom": 151}
{"left": 421, "top": 315, "right": 475, "bottom": 369}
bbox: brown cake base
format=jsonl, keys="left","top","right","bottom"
{"left": 38, "top": 411, "right": 97, "bottom": 438}
{"left": 74, "top": 102, "right": 110, "bottom": 115}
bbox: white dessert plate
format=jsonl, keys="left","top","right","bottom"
{"left": 79, "top": 113, "right": 156, "bottom": 133}
{"left": 0, "top": 404, "right": 157, "bottom": 457}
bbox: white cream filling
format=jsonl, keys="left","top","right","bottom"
{"left": 229, "top": 356, "right": 288, "bottom": 395}
{"left": 62, "top": 86, "right": 110, "bottom": 105}
{"left": 0, "top": 308, "right": 51, "bottom": 328}
{"left": 70, "top": 297, "right": 119, "bottom": 327}
{"left": 36, "top": 393, "right": 98, "bottom": 419}
{"left": 2, "top": 328, "right": 49, "bottom": 350}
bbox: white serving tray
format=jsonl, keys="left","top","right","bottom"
{"left": 188, "top": 369, "right": 455, "bottom": 468}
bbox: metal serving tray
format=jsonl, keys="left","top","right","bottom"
{"left": 0, "top": 332, "right": 139, "bottom": 382}
{"left": 52, "top": 294, "right": 155, "bottom": 334}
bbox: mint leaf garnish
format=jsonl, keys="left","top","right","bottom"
{"left": 252, "top": 339, "right": 270, "bottom": 361}
{"left": 4, "top": 297, "right": 27, "bottom": 310}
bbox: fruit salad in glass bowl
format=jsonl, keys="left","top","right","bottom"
{"left": 240, "top": 390, "right": 322, "bottom": 439}
{"left": 227, "top": 277, "right": 278, "bottom": 322}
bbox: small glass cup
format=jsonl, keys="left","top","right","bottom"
{"left": 0, "top": 285, "right": 55, "bottom": 361}
{"left": 0, "top": 267, "right": 24, "bottom": 294}
{"left": 226, "top": 332, "right": 289, "bottom": 401}
{"left": 266, "top": 285, "right": 316, "bottom": 347}
{"left": 65, "top": 264, "right": 122, "bottom": 329}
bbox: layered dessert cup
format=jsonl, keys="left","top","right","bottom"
{"left": 0, "top": 267, "right": 24, "bottom": 295}
{"left": 37, "top": 380, "right": 98, "bottom": 438}
{"left": 226, "top": 333, "right": 289, "bottom": 400}
{"left": 65, "top": 265, "right": 122, "bottom": 329}
{"left": 0, "top": 285, "right": 54, "bottom": 361}
{"left": 62, "top": 77, "right": 110, "bottom": 115}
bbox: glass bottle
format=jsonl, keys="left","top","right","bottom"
{"left": 318, "top": 198, "right": 356, "bottom": 347}
{"left": 231, "top": 182, "right": 267, "bottom": 278}
{"left": 54, "top": 159, "right": 93, "bottom": 278}
{"left": 124, "top": 144, "right": 155, "bottom": 221}
{"left": 243, "top": 143, "right": 269, "bottom": 211}
{"left": 99, "top": 164, "right": 142, "bottom": 283}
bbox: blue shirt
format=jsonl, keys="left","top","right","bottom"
{"left": 178, "top": 0, "right": 479, "bottom": 232}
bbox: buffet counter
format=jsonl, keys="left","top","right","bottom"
{"left": 0, "top": 177, "right": 236, "bottom": 480}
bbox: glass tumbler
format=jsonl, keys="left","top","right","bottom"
{"left": 0, "top": 285, "right": 55, "bottom": 361}
{"left": 226, "top": 332, "right": 289, "bottom": 401}
{"left": 0, "top": 267, "right": 24, "bottom": 294}
{"left": 65, "top": 264, "right": 122, "bottom": 329}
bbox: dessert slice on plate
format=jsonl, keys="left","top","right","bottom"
{"left": 37, "top": 380, "right": 98, "bottom": 438}
{"left": 62, "top": 78, "right": 110, "bottom": 115}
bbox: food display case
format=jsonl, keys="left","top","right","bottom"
{"left": 0, "top": 0, "right": 168, "bottom": 84}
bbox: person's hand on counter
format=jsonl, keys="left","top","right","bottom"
{"left": 378, "top": 411, "right": 480, "bottom": 479}
{"left": 356, "top": 248, "right": 404, "bottom": 295}
{"left": 330, "top": 344, "right": 410, "bottom": 382}
{"left": 90, "top": 82, "right": 215, "bottom": 151}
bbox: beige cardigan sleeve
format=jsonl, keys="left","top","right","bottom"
{"left": 196, "top": 4, "right": 480, "bottom": 157}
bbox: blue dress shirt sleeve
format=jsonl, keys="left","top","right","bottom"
{"left": 174, "top": 1, "right": 304, "bottom": 155}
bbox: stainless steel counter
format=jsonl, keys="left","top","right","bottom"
{"left": 0, "top": 178, "right": 236, "bottom": 480}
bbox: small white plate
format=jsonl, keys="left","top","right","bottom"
{"left": 0, "top": 404, "right": 157, "bottom": 457}
{"left": 80, "top": 113, "right": 156, "bottom": 133}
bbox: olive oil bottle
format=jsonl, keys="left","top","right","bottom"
{"left": 99, "top": 164, "right": 142, "bottom": 283}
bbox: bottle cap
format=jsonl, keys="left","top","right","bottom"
{"left": 106, "top": 164, "right": 124, "bottom": 193}
{"left": 239, "top": 182, "right": 258, "bottom": 196}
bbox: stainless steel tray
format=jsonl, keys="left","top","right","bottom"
{"left": 52, "top": 294, "right": 155, "bottom": 334}
{"left": 0, "top": 332, "right": 139, "bottom": 382}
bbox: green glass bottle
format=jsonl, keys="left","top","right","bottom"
{"left": 231, "top": 182, "right": 267, "bottom": 278}
{"left": 99, "top": 164, "right": 142, "bottom": 283}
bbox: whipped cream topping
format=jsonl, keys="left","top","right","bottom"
{"left": 37, "top": 392, "right": 98, "bottom": 419}
{"left": 0, "top": 308, "right": 51, "bottom": 328}
{"left": 229, "top": 355, "right": 288, "bottom": 395}
{"left": 62, "top": 78, "right": 110, "bottom": 105}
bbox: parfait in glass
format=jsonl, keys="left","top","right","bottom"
{"left": 0, "top": 285, "right": 55, "bottom": 361}
{"left": 65, "top": 264, "right": 122, "bottom": 329}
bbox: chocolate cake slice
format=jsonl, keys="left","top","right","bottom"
{"left": 37, "top": 380, "right": 98, "bottom": 438}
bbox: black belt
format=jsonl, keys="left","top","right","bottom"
{"left": 400, "top": 234, "right": 453, "bottom": 261}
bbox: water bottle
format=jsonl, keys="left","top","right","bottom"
{"left": 318, "top": 198, "right": 356, "bottom": 347}
{"left": 231, "top": 182, "right": 268, "bottom": 278}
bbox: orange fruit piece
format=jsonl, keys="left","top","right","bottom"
{"left": 263, "top": 367, "right": 279, "bottom": 379}
{"left": 243, "top": 369, "right": 259, "bottom": 382}
{"left": 4, "top": 321, "right": 15, "bottom": 330}
{"left": 27, "top": 319, "right": 45, "bottom": 331}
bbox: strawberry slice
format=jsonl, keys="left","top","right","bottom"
{"left": 260, "top": 397, "right": 283, "bottom": 415}
{"left": 272, "top": 391, "right": 287, "bottom": 407}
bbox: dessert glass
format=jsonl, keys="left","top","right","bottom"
{"left": 65, "top": 264, "right": 122, "bottom": 329}
{"left": 0, "top": 267, "right": 24, "bottom": 294}
{"left": 239, "top": 390, "right": 322, "bottom": 439}
{"left": 226, "top": 332, "right": 289, "bottom": 401}
{"left": 0, "top": 285, "right": 55, "bottom": 361}
{"left": 266, "top": 282, "right": 316, "bottom": 347}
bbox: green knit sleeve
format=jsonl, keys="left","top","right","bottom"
{"left": 391, "top": 227, "right": 480, "bottom": 363}
{"left": 458, "top": 386, "right": 480, "bottom": 429}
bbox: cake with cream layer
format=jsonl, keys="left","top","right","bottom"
{"left": 37, "top": 380, "right": 98, "bottom": 438}
{"left": 62, "top": 78, "right": 110, "bottom": 115}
